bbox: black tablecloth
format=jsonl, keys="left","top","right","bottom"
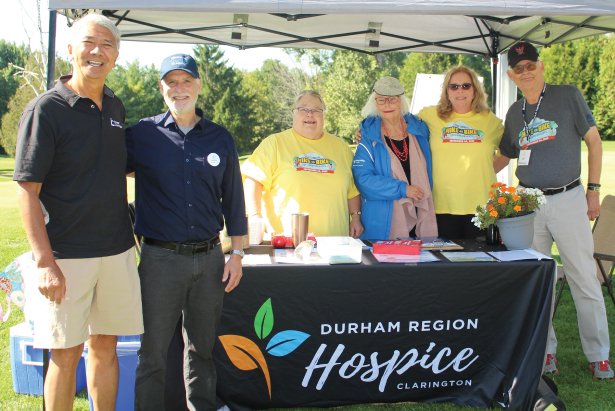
{"left": 211, "top": 244, "right": 554, "bottom": 410}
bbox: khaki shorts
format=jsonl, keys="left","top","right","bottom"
{"left": 33, "top": 248, "right": 144, "bottom": 349}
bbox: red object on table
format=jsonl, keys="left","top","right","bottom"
{"left": 272, "top": 234, "right": 311, "bottom": 248}
{"left": 372, "top": 239, "right": 422, "bottom": 255}
{"left": 271, "top": 235, "right": 287, "bottom": 249}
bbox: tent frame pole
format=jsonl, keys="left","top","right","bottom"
{"left": 490, "top": 32, "right": 499, "bottom": 107}
{"left": 46, "top": 10, "right": 57, "bottom": 91}
{"left": 42, "top": 13, "right": 56, "bottom": 410}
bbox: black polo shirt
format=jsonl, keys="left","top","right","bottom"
{"left": 13, "top": 75, "right": 134, "bottom": 259}
{"left": 126, "top": 109, "right": 247, "bottom": 242}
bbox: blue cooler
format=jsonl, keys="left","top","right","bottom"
{"left": 117, "top": 334, "right": 141, "bottom": 342}
{"left": 86, "top": 339, "right": 140, "bottom": 411}
{"left": 9, "top": 322, "right": 87, "bottom": 395}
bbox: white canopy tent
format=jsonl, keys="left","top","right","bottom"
{"left": 46, "top": 0, "right": 615, "bottom": 106}
{"left": 47, "top": 1, "right": 615, "bottom": 55}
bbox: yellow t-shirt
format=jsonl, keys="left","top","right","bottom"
{"left": 241, "top": 128, "right": 360, "bottom": 236}
{"left": 419, "top": 106, "right": 504, "bottom": 215}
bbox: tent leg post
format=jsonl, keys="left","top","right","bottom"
{"left": 491, "top": 57, "right": 498, "bottom": 106}
{"left": 43, "top": 10, "right": 57, "bottom": 410}
{"left": 47, "top": 10, "right": 57, "bottom": 91}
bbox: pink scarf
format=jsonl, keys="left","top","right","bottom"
{"left": 383, "top": 132, "right": 438, "bottom": 239}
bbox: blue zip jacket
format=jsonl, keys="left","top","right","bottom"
{"left": 352, "top": 114, "right": 431, "bottom": 240}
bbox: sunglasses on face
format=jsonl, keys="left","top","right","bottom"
{"left": 375, "top": 96, "right": 401, "bottom": 105}
{"left": 512, "top": 62, "right": 538, "bottom": 74}
{"left": 447, "top": 83, "right": 473, "bottom": 91}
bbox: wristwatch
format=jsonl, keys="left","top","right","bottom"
{"left": 230, "top": 249, "right": 245, "bottom": 258}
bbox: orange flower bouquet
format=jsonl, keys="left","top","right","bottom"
{"left": 472, "top": 182, "right": 546, "bottom": 230}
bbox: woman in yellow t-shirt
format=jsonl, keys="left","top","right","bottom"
{"left": 241, "top": 90, "right": 364, "bottom": 238}
{"left": 418, "top": 65, "right": 509, "bottom": 239}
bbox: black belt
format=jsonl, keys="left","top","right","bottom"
{"left": 520, "top": 178, "right": 580, "bottom": 196}
{"left": 143, "top": 236, "right": 220, "bottom": 256}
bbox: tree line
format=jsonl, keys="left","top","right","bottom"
{"left": 1, "top": 35, "right": 613, "bottom": 157}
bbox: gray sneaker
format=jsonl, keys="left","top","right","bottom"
{"left": 589, "top": 360, "right": 614, "bottom": 380}
{"left": 544, "top": 353, "right": 559, "bottom": 375}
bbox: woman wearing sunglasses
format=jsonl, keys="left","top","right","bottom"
{"left": 352, "top": 76, "right": 437, "bottom": 240}
{"left": 418, "top": 65, "right": 507, "bottom": 239}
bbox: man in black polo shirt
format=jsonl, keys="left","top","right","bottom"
{"left": 128, "top": 53, "right": 247, "bottom": 410}
{"left": 13, "top": 14, "right": 143, "bottom": 410}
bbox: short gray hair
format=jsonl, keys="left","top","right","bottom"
{"left": 294, "top": 90, "right": 326, "bottom": 110}
{"left": 70, "top": 13, "right": 121, "bottom": 50}
{"left": 361, "top": 92, "right": 410, "bottom": 118}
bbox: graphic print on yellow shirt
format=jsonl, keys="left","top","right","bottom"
{"left": 241, "top": 128, "right": 359, "bottom": 236}
{"left": 518, "top": 117, "right": 558, "bottom": 149}
{"left": 441, "top": 121, "right": 484, "bottom": 143}
{"left": 294, "top": 153, "right": 336, "bottom": 173}
{"left": 418, "top": 106, "right": 504, "bottom": 215}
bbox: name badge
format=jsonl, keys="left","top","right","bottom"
{"left": 518, "top": 149, "right": 531, "bottom": 166}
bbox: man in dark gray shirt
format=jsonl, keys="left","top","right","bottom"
{"left": 499, "top": 41, "right": 611, "bottom": 380}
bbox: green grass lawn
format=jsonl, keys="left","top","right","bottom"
{"left": 1, "top": 143, "right": 615, "bottom": 410}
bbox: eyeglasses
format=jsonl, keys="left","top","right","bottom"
{"left": 447, "top": 83, "right": 473, "bottom": 91}
{"left": 375, "top": 96, "right": 400, "bottom": 105}
{"left": 294, "top": 107, "right": 325, "bottom": 115}
{"left": 512, "top": 62, "right": 538, "bottom": 74}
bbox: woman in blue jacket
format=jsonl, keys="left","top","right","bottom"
{"left": 352, "top": 76, "right": 438, "bottom": 240}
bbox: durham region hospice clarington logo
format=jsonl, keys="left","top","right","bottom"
{"left": 218, "top": 298, "right": 310, "bottom": 398}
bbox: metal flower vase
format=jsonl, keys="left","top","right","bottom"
{"left": 496, "top": 212, "right": 536, "bottom": 250}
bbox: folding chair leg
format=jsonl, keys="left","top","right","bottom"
{"left": 552, "top": 276, "right": 567, "bottom": 319}
{"left": 597, "top": 261, "right": 615, "bottom": 307}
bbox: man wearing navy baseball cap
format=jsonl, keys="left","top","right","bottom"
{"left": 128, "top": 53, "right": 247, "bottom": 410}
{"left": 159, "top": 53, "right": 200, "bottom": 80}
{"left": 500, "top": 41, "right": 612, "bottom": 380}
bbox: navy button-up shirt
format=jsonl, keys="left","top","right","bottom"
{"left": 126, "top": 109, "right": 247, "bottom": 242}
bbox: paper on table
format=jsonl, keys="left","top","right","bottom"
{"left": 488, "top": 249, "right": 552, "bottom": 261}
{"left": 242, "top": 254, "right": 273, "bottom": 265}
{"left": 372, "top": 250, "right": 440, "bottom": 263}
{"left": 441, "top": 252, "right": 497, "bottom": 262}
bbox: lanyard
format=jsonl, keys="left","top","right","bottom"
{"left": 521, "top": 83, "right": 546, "bottom": 139}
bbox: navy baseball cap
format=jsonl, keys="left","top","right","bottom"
{"left": 507, "top": 42, "right": 539, "bottom": 67}
{"left": 159, "top": 54, "right": 199, "bottom": 80}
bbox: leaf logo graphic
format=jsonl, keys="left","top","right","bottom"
{"left": 219, "top": 298, "right": 310, "bottom": 398}
{"left": 255, "top": 297, "right": 274, "bottom": 339}
{"left": 218, "top": 335, "right": 271, "bottom": 395}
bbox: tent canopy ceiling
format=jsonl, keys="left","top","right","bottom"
{"left": 49, "top": 1, "right": 615, "bottom": 57}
